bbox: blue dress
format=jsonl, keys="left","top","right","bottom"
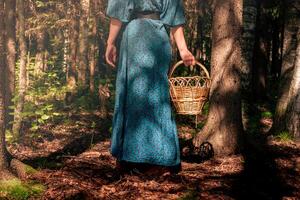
{"left": 106, "top": 0, "right": 186, "bottom": 166}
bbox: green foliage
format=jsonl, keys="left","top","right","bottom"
{"left": 261, "top": 111, "right": 273, "bottom": 118}
{"left": 5, "top": 130, "right": 14, "bottom": 144}
{"left": 108, "top": 126, "right": 113, "bottom": 134}
{"left": 15, "top": 60, "right": 67, "bottom": 132}
{"left": 72, "top": 91, "right": 100, "bottom": 111}
{"left": 0, "top": 179, "right": 45, "bottom": 200}
{"left": 275, "top": 131, "right": 293, "bottom": 141}
{"left": 22, "top": 102, "right": 62, "bottom": 132}
{"left": 196, "top": 121, "right": 205, "bottom": 130}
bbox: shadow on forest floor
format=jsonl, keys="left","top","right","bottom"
{"left": 7, "top": 111, "right": 112, "bottom": 169}
{"left": 7, "top": 110, "right": 300, "bottom": 199}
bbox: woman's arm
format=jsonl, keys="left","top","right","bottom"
{"left": 105, "top": 18, "right": 123, "bottom": 68}
{"left": 170, "top": 26, "right": 195, "bottom": 66}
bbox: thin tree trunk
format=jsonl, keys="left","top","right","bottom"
{"left": 4, "top": 0, "right": 16, "bottom": 129}
{"left": 66, "top": 2, "right": 79, "bottom": 104}
{"left": 193, "top": 0, "right": 244, "bottom": 156}
{"left": 273, "top": 0, "right": 300, "bottom": 134}
{"left": 271, "top": 19, "right": 281, "bottom": 78}
{"left": 89, "top": 0, "right": 97, "bottom": 94}
{"left": 12, "top": 0, "right": 27, "bottom": 141}
{"left": 34, "top": 29, "right": 47, "bottom": 75}
{"left": 251, "top": 1, "right": 268, "bottom": 101}
{"left": 77, "top": 0, "right": 89, "bottom": 89}
{"left": 241, "top": 0, "right": 257, "bottom": 95}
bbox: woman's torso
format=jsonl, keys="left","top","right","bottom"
{"left": 133, "top": 0, "right": 162, "bottom": 13}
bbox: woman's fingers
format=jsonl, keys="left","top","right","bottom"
{"left": 183, "top": 54, "right": 195, "bottom": 66}
{"left": 106, "top": 53, "right": 116, "bottom": 68}
{"left": 180, "top": 48, "right": 196, "bottom": 67}
{"left": 112, "top": 51, "right": 117, "bottom": 66}
{"left": 105, "top": 45, "right": 117, "bottom": 68}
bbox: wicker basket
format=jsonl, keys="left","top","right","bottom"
{"left": 168, "top": 60, "right": 211, "bottom": 126}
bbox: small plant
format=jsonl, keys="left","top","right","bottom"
{"left": 275, "top": 131, "right": 293, "bottom": 141}
{"left": 22, "top": 103, "right": 62, "bottom": 131}
{"left": 261, "top": 111, "right": 273, "bottom": 118}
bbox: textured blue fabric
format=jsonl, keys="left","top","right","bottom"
{"left": 106, "top": 0, "right": 186, "bottom": 166}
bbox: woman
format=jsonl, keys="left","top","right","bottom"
{"left": 105, "top": 0, "right": 195, "bottom": 173}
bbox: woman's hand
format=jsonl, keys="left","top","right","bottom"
{"left": 105, "top": 18, "right": 123, "bottom": 68}
{"left": 179, "top": 48, "right": 196, "bottom": 66}
{"left": 105, "top": 43, "right": 117, "bottom": 68}
{"left": 170, "top": 26, "right": 196, "bottom": 66}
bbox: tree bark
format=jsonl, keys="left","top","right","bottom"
{"left": 77, "top": 0, "right": 90, "bottom": 89}
{"left": 4, "top": 0, "right": 16, "bottom": 129}
{"left": 241, "top": 0, "right": 257, "bottom": 94}
{"left": 65, "top": 1, "right": 79, "bottom": 104}
{"left": 285, "top": 30, "right": 300, "bottom": 139}
{"left": 273, "top": 0, "right": 300, "bottom": 134}
{"left": 89, "top": 0, "right": 97, "bottom": 94}
{"left": 251, "top": 1, "right": 269, "bottom": 101}
{"left": 12, "top": 0, "right": 27, "bottom": 141}
{"left": 34, "top": 29, "right": 47, "bottom": 75}
{"left": 0, "top": 0, "right": 14, "bottom": 180}
{"left": 193, "top": 0, "right": 244, "bottom": 156}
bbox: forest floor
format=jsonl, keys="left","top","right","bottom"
{"left": 5, "top": 108, "right": 300, "bottom": 200}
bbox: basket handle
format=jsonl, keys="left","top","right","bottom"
{"left": 168, "top": 60, "right": 210, "bottom": 79}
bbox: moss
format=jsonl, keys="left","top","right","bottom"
{"left": 24, "top": 165, "right": 38, "bottom": 175}
{"left": 0, "top": 179, "right": 45, "bottom": 200}
{"left": 178, "top": 189, "right": 198, "bottom": 200}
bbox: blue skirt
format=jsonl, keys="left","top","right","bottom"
{"left": 110, "top": 18, "right": 180, "bottom": 166}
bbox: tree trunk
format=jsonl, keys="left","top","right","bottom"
{"left": 4, "top": 0, "right": 16, "bottom": 129}
{"left": 89, "top": 0, "right": 97, "bottom": 94}
{"left": 77, "top": 0, "right": 89, "bottom": 89}
{"left": 273, "top": 0, "right": 300, "bottom": 134}
{"left": 193, "top": 0, "right": 244, "bottom": 156}
{"left": 65, "top": 2, "right": 79, "bottom": 104}
{"left": 241, "top": 0, "right": 257, "bottom": 95}
{"left": 0, "top": 0, "right": 14, "bottom": 179}
{"left": 271, "top": 19, "right": 281, "bottom": 78}
{"left": 12, "top": 0, "right": 27, "bottom": 141}
{"left": 285, "top": 30, "right": 300, "bottom": 139}
{"left": 34, "top": 29, "right": 47, "bottom": 75}
{"left": 251, "top": 1, "right": 268, "bottom": 101}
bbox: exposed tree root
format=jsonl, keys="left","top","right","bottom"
{"left": 10, "top": 158, "right": 39, "bottom": 180}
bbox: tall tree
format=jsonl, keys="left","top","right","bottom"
{"left": 78, "top": 0, "right": 90, "bottom": 88}
{"left": 273, "top": 0, "right": 300, "bottom": 137}
{"left": 4, "top": 0, "right": 16, "bottom": 128}
{"left": 89, "top": 0, "right": 98, "bottom": 94}
{"left": 241, "top": 0, "right": 257, "bottom": 95}
{"left": 285, "top": 30, "right": 300, "bottom": 139}
{"left": 251, "top": 1, "right": 270, "bottom": 101}
{"left": 66, "top": 0, "right": 79, "bottom": 103}
{"left": 12, "top": 0, "right": 27, "bottom": 140}
{"left": 0, "top": 0, "right": 14, "bottom": 180}
{"left": 193, "top": 0, "right": 244, "bottom": 156}
{"left": 34, "top": 29, "right": 48, "bottom": 75}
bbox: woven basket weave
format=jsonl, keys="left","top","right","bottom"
{"left": 168, "top": 60, "right": 211, "bottom": 117}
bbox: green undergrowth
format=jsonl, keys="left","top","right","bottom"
{"left": 0, "top": 179, "right": 45, "bottom": 200}
{"left": 275, "top": 131, "right": 293, "bottom": 141}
